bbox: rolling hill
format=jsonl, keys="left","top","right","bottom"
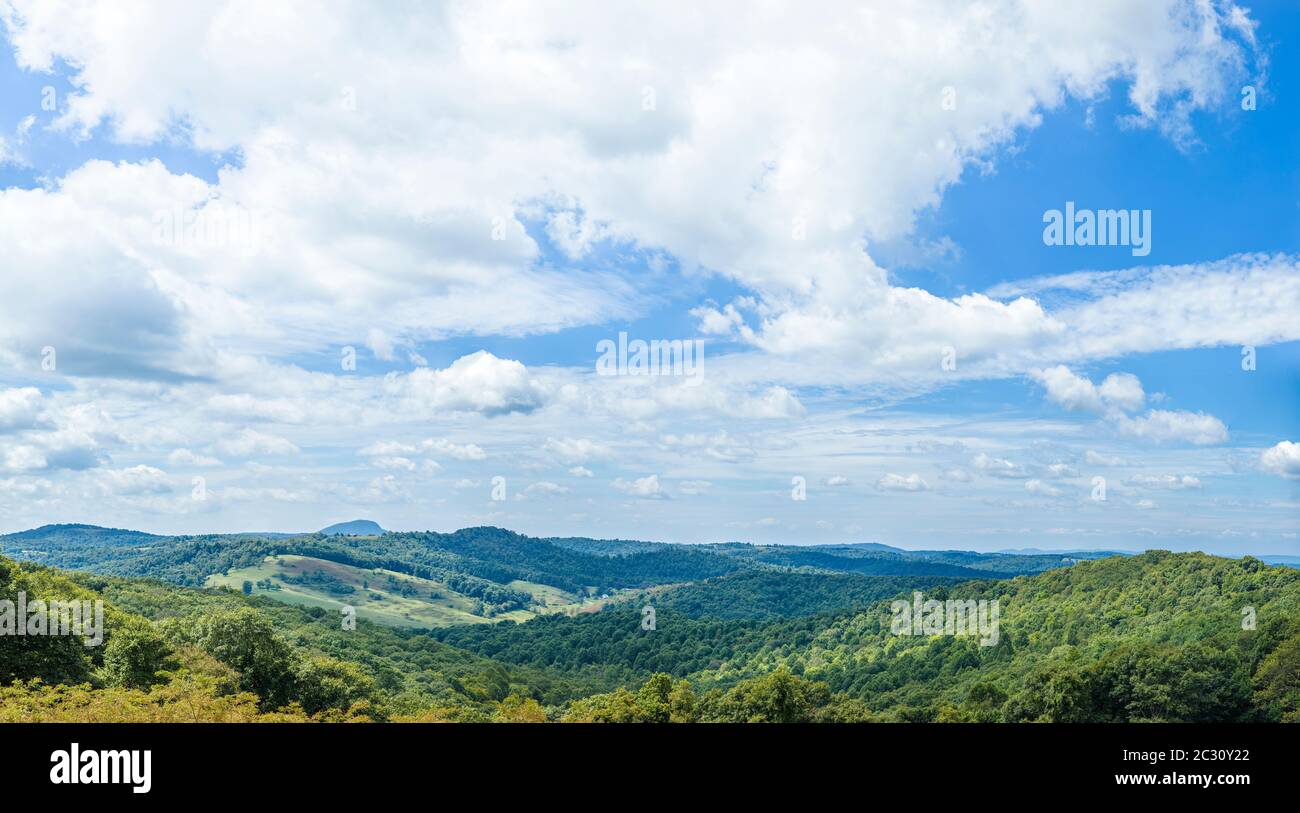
{"left": 2, "top": 544, "right": 1296, "bottom": 723}
{"left": 319, "top": 519, "right": 386, "bottom": 536}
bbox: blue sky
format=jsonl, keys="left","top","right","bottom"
{"left": 0, "top": 0, "right": 1296, "bottom": 555}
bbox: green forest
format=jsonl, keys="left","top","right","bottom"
{"left": 0, "top": 524, "right": 1296, "bottom": 723}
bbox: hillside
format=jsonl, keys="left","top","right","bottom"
{"left": 3, "top": 522, "right": 1296, "bottom": 723}
{"left": 699, "top": 551, "right": 1300, "bottom": 721}
{"left": 206, "top": 554, "right": 601, "bottom": 628}
{"left": 2, "top": 548, "right": 1297, "bottom": 723}
{"left": 320, "top": 520, "right": 386, "bottom": 536}
{"left": 0, "top": 523, "right": 1091, "bottom": 597}
{"left": 432, "top": 551, "right": 1300, "bottom": 721}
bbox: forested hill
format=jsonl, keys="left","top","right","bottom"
{"left": 2, "top": 549, "right": 1296, "bottom": 723}
{"left": 0, "top": 523, "right": 1092, "bottom": 594}
{"left": 435, "top": 551, "right": 1300, "bottom": 722}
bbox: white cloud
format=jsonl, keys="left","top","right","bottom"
{"left": 974, "top": 453, "right": 1027, "bottom": 479}
{"left": 1, "top": 444, "right": 47, "bottom": 472}
{"left": 1041, "top": 463, "right": 1079, "bottom": 479}
{"left": 97, "top": 465, "right": 172, "bottom": 496}
{"left": 0, "top": 0, "right": 1274, "bottom": 392}
{"left": 369, "top": 456, "right": 418, "bottom": 472}
{"left": 168, "top": 448, "right": 222, "bottom": 467}
{"left": 659, "top": 431, "right": 755, "bottom": 463}
{"left": 361, "top": 437, "right": 486, "bottom": 462}
{"left": 521, "top": 480, "right": 569, "bottom": 498}
{"left": 677, "top": 479, "right": 712, "bottom": 495}
{"left": 1115, "top": 410, "right": 1228, "bottom": 445}
{"left": 543, "top": 437, "right": 610, "bottom": 464}
{"left": 0, "top": 476, "right": 57, "bottom": 499}
{"left": 215, "top": 429, "right": 300, "bottom": 457}
{"left": 876, "top": 473, "right": 927, "bottom": 492}
{"left": 1025, "top": 479, "right": 1063, "bottom": 497}
{"left": 1127, "top": 474, "right": 1202, "bottom": 490}
{"left": 612, "top": 474, "right": 664, "bottom": 498}
{"left": 206, "top": 394, "right": 307, "bottom": 424}
{"left": 389, "top": 352, "right": 548, "bottom": 416}
{"left": 354, "top": 475, "right": 409, "bottom": 503}
{"left": 0, "top": 1, "right": 1284, "bottom": 548}
{"left": 366, "top": 328, "right": 395, "bottom": 362}
{"left": 1261, "top": 441, "right": 1300, "bottom": 480}
{"left": 0, "top": 387, "right": 46, "bottom": 432}
{"left": 1098, "top": 373, "right": 1146, "bottom": 413}
{"left": 1032, "top": 366, "right": 1144, "bottom": 415}
{"left": 422, "top": 438, "right": 487, "bottom": 461}
{"left": 1034, "top": 367, "right": 1227, "bottom": 446}
{"left": 1085, "top": 450, "right": 1125, "bottom": 466}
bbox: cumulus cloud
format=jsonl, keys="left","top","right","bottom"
{"left": 974, "top": 453, "right": 1027, "bottom": 479}
{"left": 1260, "top": 441, "right": 1300, "bottom": 480}
{"left": 369, "top": 456, "right": 432, "bottom": 473}
{"left": 1, "top": 444, "right": 47, "bottom": 473}
{"left": 0, "top": 0, "right": 1277, "bottom": 392}
{"left": 659, "top": 431, "right": 755, "bottom": 463}
{"left": 1034, "top": 366, "right": 1227, "bottom": 445}
{"left": 423, "top": 438, "right": 487, "bottom": 461}
{"left": 876, "top": 473, "right": 927, "bottom": 492}
{"left": 0, "top": 476, "right": 57, "bottom": 499}
{"left": 521, "top": 481, "right": 569, "bottom": 498}
{"left": 1086, "top": 450, "right": 1126, "bottom": 466}
{"left": 612, "top": 474, "right": 664, "bottom": 498}
{"left": 215, "top": 429, "right": 300, "bottom": 457}
{"left": 1025, "top": 479, "right": 1063, "bottom": 497}
{"left": 168, "top": 448, "right": 222, "bottom": 467}
{"left": 389, "top": 352, "right": 548, "bottom": 416}
{"left": 543, "top": 437, "right": 610, "bottom": 464}
{"left": 0, "top": 1, "right": 1284, "bottom": 542}
{"left": 0, "top": 387, "right": 47, "bottom": 432}
{"left": 96, "top": 465, "right": 172, "bottom": 496}
{"left": 1040, "top": 463, "right": 1079, "bottom": 479}
{"left": 1033, "top": 366, "right": 1144, "bottom": 415}
{"left": 360, "top": 437, "right": 486, "bottom": 461}
{"left": 1115, "top": 410, "right": 1228, "bottom": 445}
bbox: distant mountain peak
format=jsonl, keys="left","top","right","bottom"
{"left": 319, "top": 519, "right": 385, "bottom": 536}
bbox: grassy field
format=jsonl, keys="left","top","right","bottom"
{"left": 204, "top": 555, "right": 624, "bottom": 628}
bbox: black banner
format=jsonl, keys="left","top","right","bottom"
{"left": 3, "top": 723, "right": 1285, "bottom": 800}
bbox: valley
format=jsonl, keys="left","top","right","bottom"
{"left": 1, "top": 521, "right": 1296, "bottom": 724}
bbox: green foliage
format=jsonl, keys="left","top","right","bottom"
{"left": 100, "top": 621, "right": 175, "bottom": 690}
{"left": 565, "top": 669, "right": 869, "bottom": 723}
{"left": 1253, "top": 628, "right": 1300, "bottom": 721}
{"left": 4, "top": 544, "right": 1298, "bottom": 724}
{"left": 173, "top": 607, "right": 301, "bottom": 710}
{"left": 696, "top": 668, "right": 831, "bottom": 723}
{"left": 293, "top": 654, "right": 379, "bottom": 718}
{"left": 657, "top": 570, "right": 965, "bottom": 620}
